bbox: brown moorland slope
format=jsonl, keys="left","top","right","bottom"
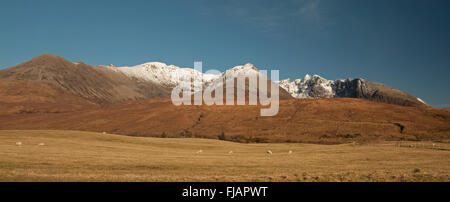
{"left": 0, "top": 98, "right": 448, "bottom": 144}
{"left": 0, "top": 80, "right": 98, "bottom": 115}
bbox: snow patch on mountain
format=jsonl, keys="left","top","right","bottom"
{"left": 417, "top": 98, "right": 427, "bottom": 104}
{"left": 198, "top": 63, "right": 261, "bottom": 93}
{"left": 278, "top": 74, "right": 335, "bottom": 98}
{"left": 222, "top": 63, "right": 260, "bottom": 78}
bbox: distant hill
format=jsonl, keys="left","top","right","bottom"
{"left": 0, "top": 54, "right": 171, "bottom": 104}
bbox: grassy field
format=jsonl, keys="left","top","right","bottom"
{"left": 0, "top": 130, "right": 449, "bottom": 182}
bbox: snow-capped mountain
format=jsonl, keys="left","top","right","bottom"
{"left": 279, "top": 75, "right": 427, "bottom": 107}
{"left": 117, "top": 62, "right": 219, "bottom": 92}
{"left": 278, "top": 74, "right": 334, "bottom": 98}
{"left": 221, "top": 63, "right": 260, "bottom": 79}
{"left": 117, "top": 62, "right": 268, "bottom": 94}
{"left": 205, "top": 63, "right": 261, "bottom": 90}
{"left": 112, "top": 60, "right": 426, "bottom": 107}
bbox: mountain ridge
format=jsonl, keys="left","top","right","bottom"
{"left": 0, "top": 54, "right": 429, "bottom": 107}
{"left": 279, "top": 74, "right": 427, "bottom": 107}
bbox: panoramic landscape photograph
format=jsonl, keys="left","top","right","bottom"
{"left": 0, "top": 0, "right": 449, "bottom": 186}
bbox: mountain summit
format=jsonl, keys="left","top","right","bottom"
{"left": 279, "top": 75, "right": 427, "bottom": 107}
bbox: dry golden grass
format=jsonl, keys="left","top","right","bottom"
{"left": 0, "top": 130, "right": 449, "bottom": 182}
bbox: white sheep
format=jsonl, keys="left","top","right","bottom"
{"left": 38, "top": 143, "right": 45, "bottom": 146}
{"left": 102, "top": 132, "right": 107, "bottom": 135}
{"left": 196, "top": 150, "right": 203, "bottom": 154}
{"left": 228, "top": 151, "right": 233, "bottom": 154}
{"left": 267, "top": 150, "right": 273, "bottom": 155}
{"left": 15, "top": 142, "right": 22, "bottom": 146}
{"left": 288, "top": 150, "right": 293, "bottom": 155}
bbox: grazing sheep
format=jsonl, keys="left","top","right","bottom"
{"left": 102, "top": 132, "right": 107, "bottom": 135}
{"left": 228, "top": 151, "right": 233, "bottom": 154}
{"left": 288, "top": 150, "right": 293, "bottom": 155}
{"left": 267, "top": 150, "right": 272, "bottom": 155}
{"left": 15, "top": 142, "right": 22, "bottom": 146}
{"left": 196, "top": 150, "right": 203, "bottom": 154}
{"left": 38, "top": 143, "right": 45, "bottom": 146}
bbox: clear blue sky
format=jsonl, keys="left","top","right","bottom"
{"left": 0, "top": 0, "right": 449, "bottom": 106}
